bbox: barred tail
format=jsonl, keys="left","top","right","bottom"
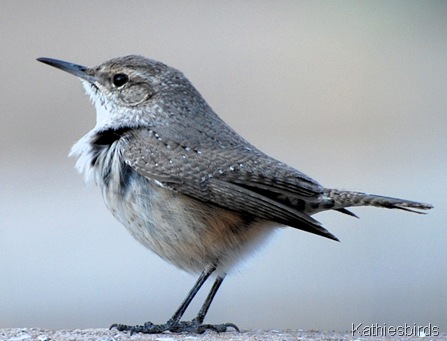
{"left": 325, "top": 189, "right": 433, "bottom": 215}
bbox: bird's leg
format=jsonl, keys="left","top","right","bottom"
{"left": 189, "top": 274, "right": 240, "bottom": 333}
{"left": 194, "top": 274, "right": 225, "bottom": 324}
{"left": 111, "top": 265, "right": 238, "bottom": 334}
{"left": 111, "top": 265, "right": 214, "bottom": 334}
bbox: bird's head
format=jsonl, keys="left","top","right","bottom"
{"left": 37, "top": 55, "right": 204, "bottom": 131}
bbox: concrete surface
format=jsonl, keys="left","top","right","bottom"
{"left": 1, "top": 329, "right": 445, "bottom": 341}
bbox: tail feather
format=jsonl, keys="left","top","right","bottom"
{"left": 325, "top": 189, "right": 433, "bottom": 214}
{"left": 335, "top": 208, "right": 359, "bottom": 218}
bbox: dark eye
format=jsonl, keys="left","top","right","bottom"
{"left": 112, "top": 73, "right": 129, "bottom": 87}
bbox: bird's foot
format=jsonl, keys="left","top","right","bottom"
{"left": 110, "top": 318, "right": 239, "bottom": 334}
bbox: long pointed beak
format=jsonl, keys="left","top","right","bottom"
{"left": 37, "top": 57, "right": 96, "bottom": 83}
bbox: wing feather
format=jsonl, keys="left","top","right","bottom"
{"left": 121, "top": 128, "right": 338, "bottom": 241}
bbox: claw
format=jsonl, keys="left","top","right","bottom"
{"left": 110, "top": 320, "right": 239, "bottom": 334}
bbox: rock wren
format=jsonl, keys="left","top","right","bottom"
{"left": 37, "top": 55, "right": 432, "bottom": 334}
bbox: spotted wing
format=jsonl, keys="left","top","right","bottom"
{"left": 121, "top": 128, "right": 338, "bottom": 241}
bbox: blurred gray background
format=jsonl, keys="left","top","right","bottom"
{"left": 1, "top": 1, "right": 446, "bottom": 333}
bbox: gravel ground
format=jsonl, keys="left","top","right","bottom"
{"left": 1, "top": 329, "right": 445, "bottom": 341}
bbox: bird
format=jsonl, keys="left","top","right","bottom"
{"left": 37, "top": 55, "right": 432, "bottom": 334}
